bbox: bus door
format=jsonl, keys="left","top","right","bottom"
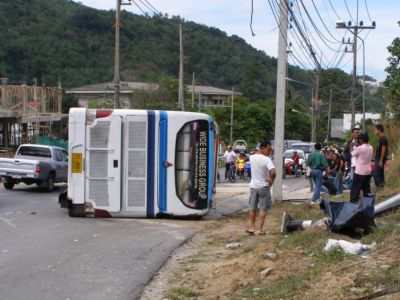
{"left": 85, "top": 115, "right": 122, "bottom": 212}
{"left": 124, "top": 115, "right": 148, "bottom": 215}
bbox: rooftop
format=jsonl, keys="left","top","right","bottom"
{"left": 66, "top": 81, "right": 242, "bottom": 96}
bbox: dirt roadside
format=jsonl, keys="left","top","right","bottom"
{"left": 141, "top": 187, "right": 400, "bottom": 300}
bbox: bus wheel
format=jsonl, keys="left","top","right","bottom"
{"left": 3, "top": 180, "right": 14, "bottom": 190}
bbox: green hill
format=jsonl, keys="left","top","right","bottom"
{"left": 0, "top": 0, "right": 311, "bottom": 101}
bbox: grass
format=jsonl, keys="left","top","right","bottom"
{"left": 165, "top": 287, "right": 201, "bottom": 300}
{"left": 241, "top": 274, "right": 306, "bottom": 299}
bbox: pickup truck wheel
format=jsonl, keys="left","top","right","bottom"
{"left": 46, "top": 175, "right": 55, "bottom": 192}
{"left": 3, "top": 180, "right": 14, "bottom": 190}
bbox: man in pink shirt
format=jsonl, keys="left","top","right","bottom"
{"left": 350, "top": 133, "right": 373, "bottom": 203}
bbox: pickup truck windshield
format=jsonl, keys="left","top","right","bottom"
{"left": 17, "top": 146, "right": 51, "bottom": 158}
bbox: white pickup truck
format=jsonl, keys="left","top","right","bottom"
{"left": 0, "top": 144, "right": 68, "bottom": 191}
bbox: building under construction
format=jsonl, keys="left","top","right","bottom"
{"left": 0, "top": 78, "right": 65, "bottom": 154}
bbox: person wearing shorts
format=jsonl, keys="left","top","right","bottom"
{"left": 247, "top": 140, "right": 276, "bottom": 235}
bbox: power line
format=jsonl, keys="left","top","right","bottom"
{"left": 298, "top": 0, "right": 341, "bottom": 49}
{"left": 310, "top": 0, "right": 341, "bottom": 42}
{"left": 344, "top": 0, "right": 356, "bottom": 22}
{"left": 131, "top": 0, "right": 146, "bottom": 14}
{"left": 328, "top": 0, "right": 341, "bottom": 20}
{"left": 142, "top": 0, "right": 160, "bottom": 14}
{"left": 292, "top": 0, "right": 334, "bottom": 68}
{"left": 364, "top": 0, "right": 373, "bottom": 22}
{"left": 250, "top": 0, "right": 256, "bottom": 36}
{"left": 269, "top": 0, "right": 318, "bottom": 69}
{"left": 137, "top": 0, "right": 158, "bottom": 15}
{"left": 321, "top": 0, "right": 339, "bottom": 27}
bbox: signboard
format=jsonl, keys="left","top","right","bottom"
{"left": 71, "top": 152, "right": 83, "bottom": 173}
{"left": 191, "top": 120, "right": 209, "bottom": 209}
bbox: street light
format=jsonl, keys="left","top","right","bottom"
{"left": 356, "top": 35, "right": 366, "bottom": 133}
{"left": 286, "top": 77, "right": 315, "bottom": 142}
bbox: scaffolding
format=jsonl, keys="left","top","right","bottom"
{"left": 0, "top": 78, "right": 64, "bottom": 152}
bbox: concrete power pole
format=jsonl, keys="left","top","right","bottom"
{"left": 178, "top": 24, "right": 185, "bottom": 111}
{"left": 272, "top": 0, "right": 288, "bottom": 202}
{"left": 311, "top": 71, "right": 319, "bottom": 143}
{"left": 230, "top": 87, "right": 234, "bottom": 144}
{"left": 191, "top": 72, "right": 195, "bottom": 109}
{"left": 326, "top": 88, "right": 332, "bottom": 142}
{"left": 113, "top": 0, "right": 121, "bottom": 109}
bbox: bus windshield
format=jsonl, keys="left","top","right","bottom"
{"left": 175, "top": 120, "right": 209, "bottom": 209}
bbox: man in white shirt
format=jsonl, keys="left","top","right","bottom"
{"left": 223, "top": 145, "right": 236, "bottom": 180}
{"left": 247, "top": 140, "right": 276, "bottom": 235}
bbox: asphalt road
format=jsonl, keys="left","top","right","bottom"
{"left": 0, "top": 184, "right": 195, "bottom": 300}
{"left": 0, "top": 177, "right": 308, "bottom": 300}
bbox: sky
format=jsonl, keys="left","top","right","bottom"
{"left": 74, "top": 0, "right": 399, "bottom": 81}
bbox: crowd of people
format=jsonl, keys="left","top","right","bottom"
{"left": 307, "top": 124, "right": 389, "bottom": 204}
{"left": 222, "top": 123, "right": 389, "bottom": 235}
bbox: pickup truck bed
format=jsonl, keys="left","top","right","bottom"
{"left": 0, "top": 144, "right": 68, "bottom": 191}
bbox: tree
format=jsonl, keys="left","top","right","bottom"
{"left": 384, "top": 37, "right": 400, "bottom": 121}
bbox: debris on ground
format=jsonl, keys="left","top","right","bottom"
{"left": 225, "top": 242, "right": 241, "bottom": 249}
{"left": 264, "top": 252, "right": 278, "bottom": 260}
{"left": 260, "top": 268, "right": 273, "bottom": 276}
{"left": 324, "top": 239, "right": 377, "bottom": 255}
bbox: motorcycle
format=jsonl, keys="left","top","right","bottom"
{"left": 236, "top": 156, "right": 246, "bottom": 179}
{"left": 283, "top": 159, "right": 302, "bottom": 178}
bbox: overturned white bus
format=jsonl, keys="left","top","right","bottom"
{"left": 59, "top": 108, "right": 219, "bottom": 218}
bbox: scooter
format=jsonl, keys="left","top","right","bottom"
{"left": 283, "top": 160, "right": 302, "bottom": 178}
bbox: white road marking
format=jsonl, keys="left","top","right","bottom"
{"left": 0, "top": 217, "right": 17, "bottom": 227}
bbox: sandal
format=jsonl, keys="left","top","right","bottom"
{"left": 245, "top": 229, "right": 255, "bottom": 235}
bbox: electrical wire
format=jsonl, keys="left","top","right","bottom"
{"left": 250, "top": 0, "right": 256, "bottom": 36}
{"left": 137, "top": 0, "right": 158, "bottom": 15}
{"left": 321, "top": 0, "right": 338, "bottom": 27}
{"left": 269, "top": 0, "right": 319, "bottom": 69}
{"left": 131, "top": 0, "right": 147, "bottom": 14}
{"left": 310, "top": 0, "right": 341, "bottom": 42}
{"left": 292, "top": 0, "right": 332, "bottom": 68}
{"left": 328, "top": 0, "right": 341, "bottom": 20}
{"left": 142, "top": 0, "right": 160, "bottom": 14}
{"left": 344, "top": 0, "right": 356, "bottom": 22}
{"left": 364, "top": 0, "right": 373, "bottom": 22}
{"left": 298, "top": 0, "right": 341, "bottom": 49}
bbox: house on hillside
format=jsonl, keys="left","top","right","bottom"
{"left": 65, "top": 81, "right": 158, "bottom": 108}
{"left": 66, "top": 81, "right": 242, "bottom": 109}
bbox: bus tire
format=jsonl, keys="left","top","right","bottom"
{"left": 68, "top": 204, "right": 86, "bottom": 217}
{"left": 3, "top": 180, "right": 14, "bottom": 190}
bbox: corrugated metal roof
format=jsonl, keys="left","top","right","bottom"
{"left": 66, "top": 81, "right": 242, "bottom": 96}
{"left": 66, "top": 81, "right": 159, "bottom": 94}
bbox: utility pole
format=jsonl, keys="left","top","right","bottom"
{"left": 326, "top": 88, "right": 332, "bottom": 142}
{"left": 191, "top": 72, "right": 195, "bottom": 109}
{"left": 350, "top": 26, "right": 358, "bottom": 129}
{"left": 230, "top": 87, "right": 234, "bottom": 144}
{"left": 178, "top": 23, "right": 185, "bottom": 111}
{"left": 113, "top": 0, "right": 131, "bottom": 109}
{"left": 113, "top": 0, "right": 122, "bottom": 109}
{"left": 272, "top": 0, "right": 288, "bottom": 202}
{"left": 311, "top": 71, "right": 319, "bottom": 143}
{"left": 336, "top": 1, "right": 375, "bottom": 129}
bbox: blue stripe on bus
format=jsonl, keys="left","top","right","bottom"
{"left": 147, "top": 111, "right": 155, "bottom": 217}
{"left": 158, "top": 111, "right": 168, "bottom": 213}
{"left": 208, "top": 117, "right": 214, "bottom": 210}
